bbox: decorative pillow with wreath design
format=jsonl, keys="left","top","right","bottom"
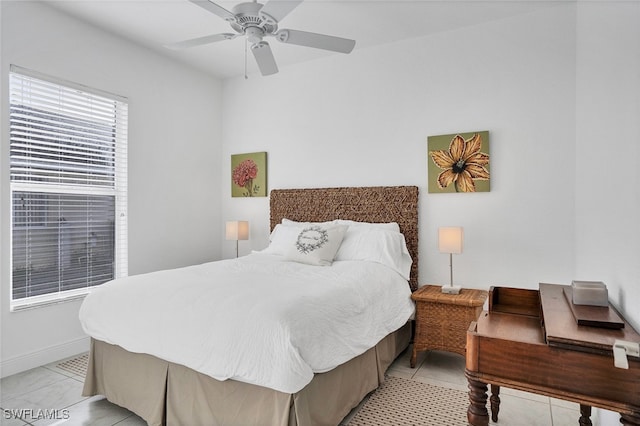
{"left": 284, "top": 224, "right": 348, "bottom": 266}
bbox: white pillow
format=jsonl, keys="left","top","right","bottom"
{"left": 281, "top": 218, "right": 337, "bottom": 227}
{"left": 282, "top": 218, "right": 400, "bottom": 233}
{"left": 284, "top": 224, "right": 348, "bottom": 266}
{"left": 258, "top": 224, "right": 298, "bottom": 256}
{"left": 334, "top": 219, "right": 400, "bottom": 233}
{"left": 335, "top": 228, "right": 412, "bottom": 280}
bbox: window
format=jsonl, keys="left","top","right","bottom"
{"left": 9, "top": 65, "right": 128, "bottom": 310}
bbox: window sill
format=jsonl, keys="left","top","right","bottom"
{"left": 10, "top": 290, "right": 90, "bottom": 312}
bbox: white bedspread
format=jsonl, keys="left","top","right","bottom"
{"left": 79, "top": 253, "right": 415, "bottom": 393}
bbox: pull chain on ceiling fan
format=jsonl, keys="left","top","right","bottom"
{"left": 167, "top": 0, "right": 356, "bottom": 76}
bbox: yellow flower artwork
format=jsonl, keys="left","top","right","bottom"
{"left": 427, "top": 131, "right": 490, "bottom": 193}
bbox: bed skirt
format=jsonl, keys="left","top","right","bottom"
{"left": 82, "top": 321, "right": 411, "bottom": 426}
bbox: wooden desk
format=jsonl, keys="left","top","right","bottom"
{"left": 465, "top": 283, "right": 640, "bottom": 426}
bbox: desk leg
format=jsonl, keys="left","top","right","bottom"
{"left": 620, "top": 411, "right": 640, "bottom": 425}
{"left": 579, "top": 405, "right": 592, "bottom": 426}
{"left": 467, "top": 379, "right": 489, "bottom": 426}
{"left": 490, "top": 384, "right": 501, "bottom": 422}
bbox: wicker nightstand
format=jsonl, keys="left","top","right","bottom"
{"left": 410, "top": 285, "right": 488, "bottom": 368}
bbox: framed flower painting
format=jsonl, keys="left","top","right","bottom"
{"left": 427, "top": 131, "right": 490, "bottom": 193}
{"left": 231, "top": 151, "right": 267, "bottom": 197}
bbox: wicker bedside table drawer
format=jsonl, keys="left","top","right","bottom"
{"left": 410, "top": 285, "right": 487, "bottom": 368}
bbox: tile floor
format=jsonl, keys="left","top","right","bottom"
{"left": 0, "top": 356, "right": 146, "bottom": 426}
{"left": 0, "top": 347, "right": 598, "bottom": 426}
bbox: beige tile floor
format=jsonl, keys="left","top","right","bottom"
{"left": 0, "top": 347, "right": 602, "bottom": 426}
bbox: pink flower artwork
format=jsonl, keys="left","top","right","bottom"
{"left": 230, "top": 152, "right": 266, "bottom": 197}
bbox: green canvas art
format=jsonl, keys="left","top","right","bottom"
{"left": 427, "top": 131, "right": 490, "bottom": 193}
{"left": 231, "top": 152, "right": 267, "bottom": 197}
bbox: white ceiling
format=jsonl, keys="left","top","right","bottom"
{"left": 42, "top": 0, "right": 565, "bottom": 79}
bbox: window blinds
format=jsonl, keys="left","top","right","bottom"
{"left": 9, "top": 65, "right": 128, "bottom": 309}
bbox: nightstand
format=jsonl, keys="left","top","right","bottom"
{"left": 410, "top": 284, "right": 488, "bottom": 368}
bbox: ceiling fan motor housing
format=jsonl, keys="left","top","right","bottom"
{"left": 230, "top": 2, "right": 277, "bottom": 37}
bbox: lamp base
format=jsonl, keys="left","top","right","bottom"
{"left": 441, "top": 285, "right": 462, "bottom": 295}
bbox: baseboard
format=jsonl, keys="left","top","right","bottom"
{"left": 0, "top": 336, "right": 90, "bottom": 378}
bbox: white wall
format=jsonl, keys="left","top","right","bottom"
{"left": 575, "top": 1, "right": 640, "bottom": 330}
{"left": 221, "top": 4, "right": 578, "bottom": 292}
{"left": 0, "top": 1, "right": 223, "bottom": 376}
{"left": 575, "top": 3, "right": 640, "bottom": 423}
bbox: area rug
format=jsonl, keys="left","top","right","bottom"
{"left": 347, "top": 375, "right": 469, "bottom": 426}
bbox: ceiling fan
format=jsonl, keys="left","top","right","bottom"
{"left": 168, "top": 0, "right": 356, "bottom": 76}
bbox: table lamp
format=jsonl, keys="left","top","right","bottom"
{"left": 438, "top": 226, "right": 463, "bottom": 294}
{"left": 226, "top": 221, "right": 249, "bottom": 257}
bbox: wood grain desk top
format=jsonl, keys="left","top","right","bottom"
{"left": 539, "top": 283, "right": 640, "bottom": 354}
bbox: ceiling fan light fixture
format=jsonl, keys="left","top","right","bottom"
{"left": 245, "top": 27, "right": 265, "bottom": 44}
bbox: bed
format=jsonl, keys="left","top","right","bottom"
{"left": 80, "top": 185, "right": 419, "bottom": 426}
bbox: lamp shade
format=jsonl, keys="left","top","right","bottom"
{"left": 226, "top": 221, "right": 249, "bottom": 241}
{"left": 438, "top": 227, "right": 463, "bottom": 254}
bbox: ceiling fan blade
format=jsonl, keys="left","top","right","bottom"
{"left": 251, "top": 41, "right": 279, "bottom": 76}
{"left": 259, "top": 0, "right": 303, "bottom": 25}
{"left": 276, "top": 29, "right": 355, "bottom": 54}
{"left": 188, "top": 0, "right": 236, "bottom": 22}
{"left": 166, "top": 33, "right": 238, "bottom": 50}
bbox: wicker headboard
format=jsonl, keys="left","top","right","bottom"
{"left": 270, "top": 186, "right": 419, "bottom": 291}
